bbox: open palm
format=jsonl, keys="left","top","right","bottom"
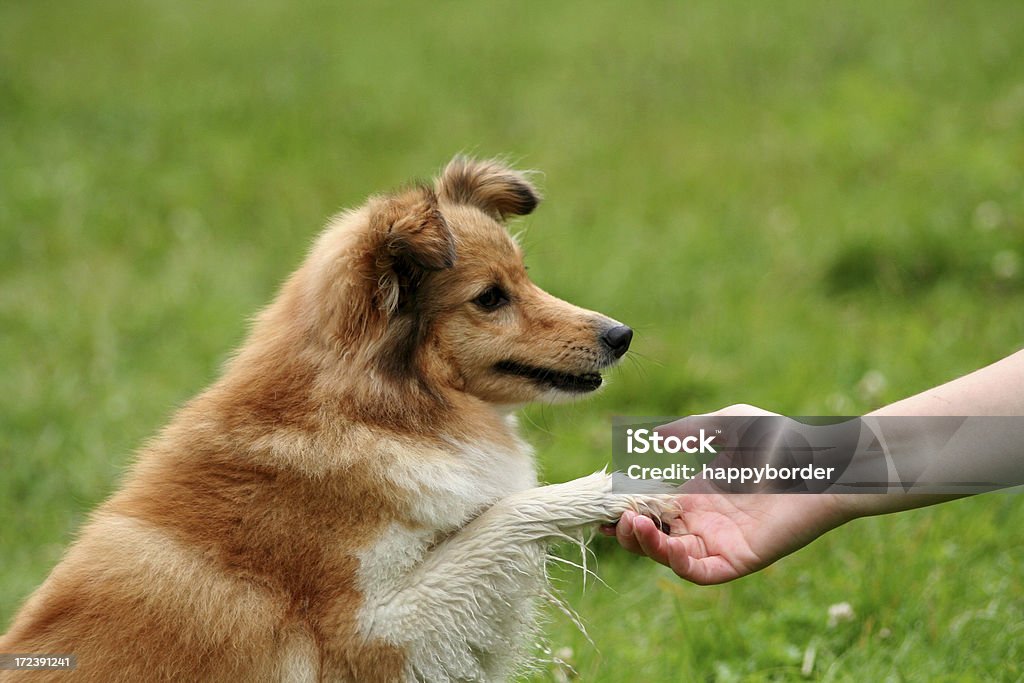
{"left": 607, "top": 492, "right": 849, "bottom": 585}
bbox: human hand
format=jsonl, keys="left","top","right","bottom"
{"left": 602, "top": 405, "right": 854, "bottom": 584}
{"left": 604, "top": 492, "right": 850, "bottom": 584}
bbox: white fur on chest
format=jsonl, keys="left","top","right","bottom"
{"left": 355, "top": 417, "right": 541, "bottom": 681}
{"left": 390, "top": 418, "right": 538, "bottom": 531}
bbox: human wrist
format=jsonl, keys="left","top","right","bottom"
{"left": 825, "top": 491, "right": 964, "bottom": 522}
{"left": 816, "top": 492, "right": 867, "bottom": 528}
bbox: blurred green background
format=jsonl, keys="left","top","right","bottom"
{"left": 2, "top": 1, "right": 1023, "bottom": 680}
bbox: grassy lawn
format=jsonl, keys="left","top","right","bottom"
{"left": 2, "top": 1, "right": 1023, "bottom": 680}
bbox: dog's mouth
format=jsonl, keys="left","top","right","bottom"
{"left": 494, "top": 360, "right": 604, "bottom": 393}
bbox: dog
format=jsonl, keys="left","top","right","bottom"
{"left": 0, "top": 157, "right": 667, "bottom": 682}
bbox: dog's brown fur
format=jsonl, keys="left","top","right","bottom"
{"left": 1, "top": 157, "right": 626, "bottom": 682}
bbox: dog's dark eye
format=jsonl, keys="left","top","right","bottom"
{"left": 473, "top": 285, "right": 509, "bottom": 311}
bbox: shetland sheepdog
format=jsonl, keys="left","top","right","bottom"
{"left": 1, "top": 157, "right": 668, "bottom": 682}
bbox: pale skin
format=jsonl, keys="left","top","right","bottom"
{"left": 602, "top": 349, "right": 1024, "bottom": 585}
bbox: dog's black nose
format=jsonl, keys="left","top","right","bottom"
{"left": 601, "top": 325, "right": 633, "bottom": 358}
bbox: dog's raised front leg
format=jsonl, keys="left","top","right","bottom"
{"left": 362, "top": 471, "right": 670, "bottom": 682}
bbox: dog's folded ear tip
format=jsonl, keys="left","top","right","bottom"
{"left": 508, "top": 185, "right": 540, "bottom": 217}
{"left": 436, "top": 156, "right": 541, "bottom": 221}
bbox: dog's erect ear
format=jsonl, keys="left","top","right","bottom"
{"left": 435, "top": 156, "right": 540, "bottom": 221}
{"left": 369, "top": 186, "right": 456, "bottom": 315}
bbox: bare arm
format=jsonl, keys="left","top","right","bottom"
{"left": 605, "top": 349, "right": 1024, "bottom": 584}
{"left": 846, "top": 348, "right": 1024, "bottom": 517}
{"left": 873, "top": 349, "right": 1024, "bottom": 418}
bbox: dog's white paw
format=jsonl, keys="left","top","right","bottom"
{"left": 503, "top": 471, "right": 677, "bottom": 533}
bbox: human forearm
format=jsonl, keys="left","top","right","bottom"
{"left": 837, "top": 350, "right": 1024, "bottom": 520}
{"left": 870, "top": 349, "right": 1024, "bottom": 418}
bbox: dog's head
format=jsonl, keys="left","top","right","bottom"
{"left": 298, "top": 156, "right": 631, "bottom": 406}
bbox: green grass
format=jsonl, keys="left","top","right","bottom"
{"left": 3, "top": 1, "right": 1024, "bottom": 680}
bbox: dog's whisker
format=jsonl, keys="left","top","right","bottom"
{"left": 520, "top": 408, "right": 553, "bottom": 436}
